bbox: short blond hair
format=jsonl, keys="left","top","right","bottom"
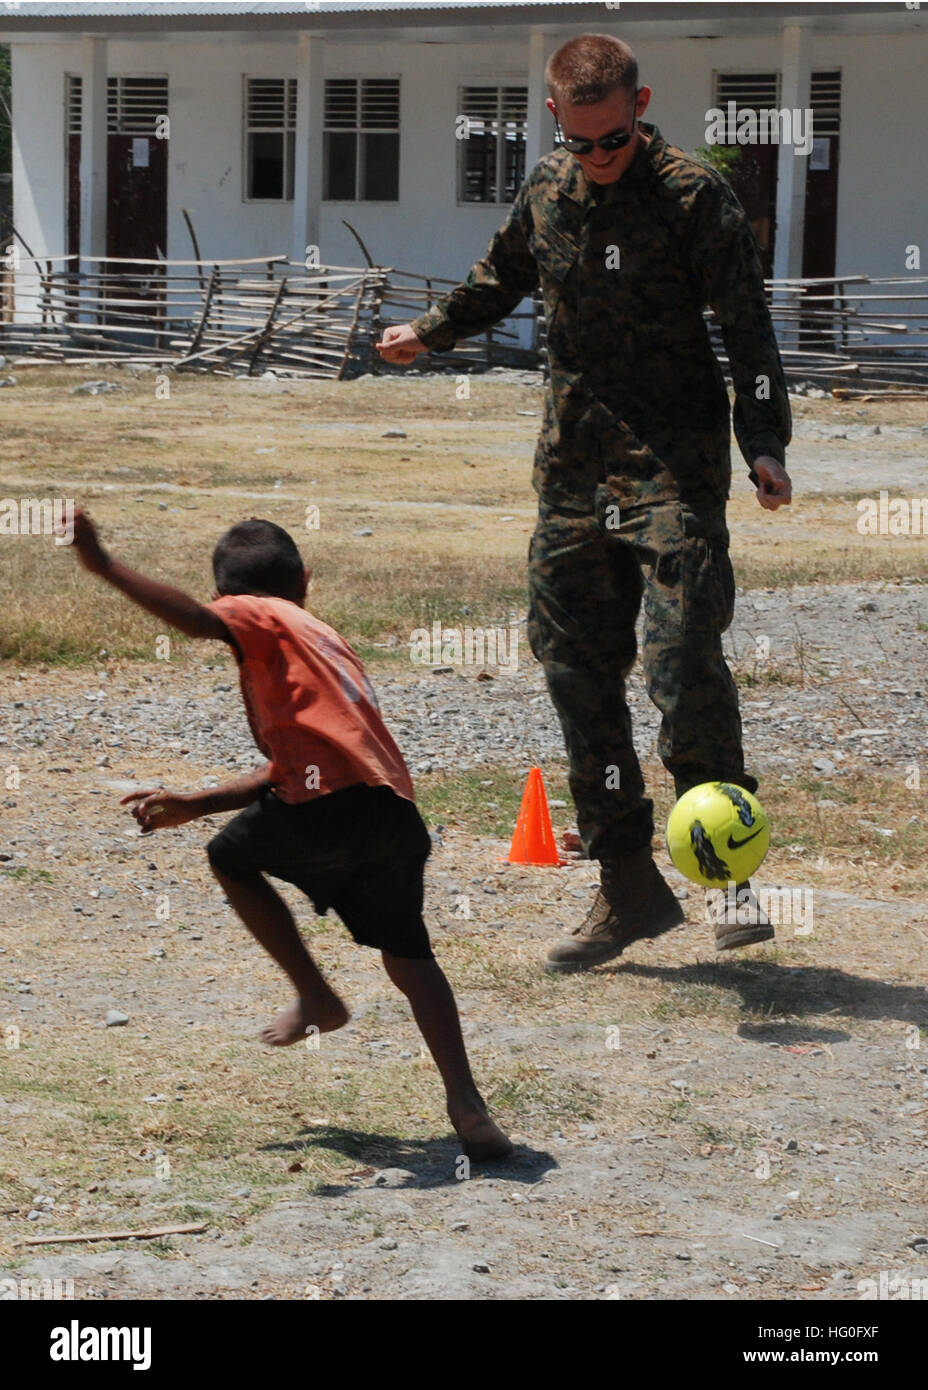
{"left": 545, "top": 34, "right": 638, "bottom": 106}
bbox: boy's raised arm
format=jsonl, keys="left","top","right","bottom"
{"left": 66, "top": 506, "right": 232, "bottom": 643}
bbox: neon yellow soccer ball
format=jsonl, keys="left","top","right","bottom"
{"left": 666, "top": 782, "right": 770, "bottom": 887}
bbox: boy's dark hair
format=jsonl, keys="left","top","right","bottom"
{"left": 212, "top": 519, "right": 305, "bottom": 599}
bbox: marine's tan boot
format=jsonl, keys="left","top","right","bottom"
{"left": 706, "top": 880, "right": 775, "bottom": 950}
{"left": 545, "top": 846, "right": 686, "bottom": 974}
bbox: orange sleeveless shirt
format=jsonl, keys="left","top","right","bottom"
{"left": 209, "top": 594, "right": 414, "bottom": 806}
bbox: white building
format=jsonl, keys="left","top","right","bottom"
{"left": 1, "top": 0, "right": 927, "bottom": 348}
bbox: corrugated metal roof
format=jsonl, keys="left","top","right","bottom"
{"left": 0, "top": 2, "right": 910, "bottom": 31}
{"left": 0, "top": 1, "right": 554, "bottom": 14}
{"left": 0, "top": 1, "right": 614, "bottom": 37}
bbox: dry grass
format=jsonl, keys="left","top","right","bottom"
{"left": 728, "top": 489, "right": 928, "bottom": 590}
{"left": 1, "top": 367, "right": 926, "bottom": 665}
{"left": 2, "top": 370, "right": 927, "bottom": 1281}
{"left": 2, "top": 740, "right": 925, "bottom": 1274}
{"left": 2, "top": 746, "right": 924, "bottom": 1262}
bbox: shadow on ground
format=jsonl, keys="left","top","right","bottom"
{"left": 609, "top": 960, "right": 928, "bottom": 1030}
{"left": 258, "top": 1125, "right": 556, "bottom": 1194}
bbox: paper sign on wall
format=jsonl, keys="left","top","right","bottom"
{"left": 132, "top": 137, "right": 150, "bottom": 169}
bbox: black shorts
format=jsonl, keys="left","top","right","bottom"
{"left": 206, "top": 783, "right": 433, "bottom": 960}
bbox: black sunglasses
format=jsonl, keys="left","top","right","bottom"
{"left": 553, "top": 90, "right": 640, "bottom": 155}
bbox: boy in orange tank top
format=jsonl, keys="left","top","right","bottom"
{"left": 67, "top": 508, "right": 512, "bottom": 1162}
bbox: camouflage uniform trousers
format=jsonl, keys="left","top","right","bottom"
{"left": 527, "top": 488, "right": 759, "bottom": 861}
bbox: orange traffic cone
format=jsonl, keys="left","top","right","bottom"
{"left": 508, "top": 767, "right": 562, "bottom": 866}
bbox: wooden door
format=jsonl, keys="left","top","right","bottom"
{"left": 728, "top": 143, "right": 778, "bottom": 280}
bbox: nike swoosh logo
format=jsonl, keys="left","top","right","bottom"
{"left": 727, "top": 828, "right": 764, "bottom": 850}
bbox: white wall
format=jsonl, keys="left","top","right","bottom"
{"left": 630, "top": 32, "right": 786, "bottom": 151}
{"left": 11, "top": 42, "right": 69, "bottom": 260}
{"left": 819, "top": 32, "right": 926, "bottom": 281}
{"left": 10, "top": 35, "right": 528, "bottom": 271}
{"left": 8, "top": 26, "right": 928, "bottom": 341}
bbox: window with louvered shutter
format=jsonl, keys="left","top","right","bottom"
{"left": 810, "top": 71, "right": 841, "bottom": 137}
{"left": 66, "top": 74, "right": 82, "bottom": 135}
{"left": 67, "top": 75, "right": 169, "bottom": 134}
{"left": 323, "top": 77, "right": 399, "bottom": 202}
{"left": 713, "top": 72, "right": 781, "bottom": 141}
{"left": 244, "top": 77, "right": 296, "bottom": 201}
{"left": 108, "top": 76, "right": 169, "bottom": 134}
{"left": 458, "top": 85, "right": 527, "bottom": 203}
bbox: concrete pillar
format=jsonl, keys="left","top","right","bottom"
{"left": 291, "top": 32, "right": 324, "bottom": 267}
{"left": 525, "top": 28, "right": 554, "bottom": 171}
{"left": 79, "top": 35, "right": 108, "bottom": 264}
{"left": 772, "top": 21, "right": 812, "bottom": 340}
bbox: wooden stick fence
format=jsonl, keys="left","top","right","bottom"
{"left": 0, "top": 254, "right": 535, "bottom": 378}
{"left": 715, "top": 275, "right": 928, "bottom": 392}
{"left": 2, "top": 255, "right": 928, "bottom": 390}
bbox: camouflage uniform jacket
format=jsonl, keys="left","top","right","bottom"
{"left": 411, "top": 122, "right": 791, "bottom": 515}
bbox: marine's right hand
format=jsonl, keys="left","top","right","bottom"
{"left": 375, "top": 323, "right": 428, "bottom": 364}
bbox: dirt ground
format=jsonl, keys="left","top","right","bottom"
{"left": 1, "top": 371, "right": 927, "bottom": 1302}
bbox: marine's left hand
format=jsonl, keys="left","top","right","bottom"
{"left": 753, "top": 456, "right": 792, "bottom": 510}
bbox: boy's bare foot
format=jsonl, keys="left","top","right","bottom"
{"left": 261, "top": 994, "right": 350, "bottom": 1047}
{"left": 449, "top": 1104, "right": 514, "bottom": 1162}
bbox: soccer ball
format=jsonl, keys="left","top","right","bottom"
{"left": 666, "top": 782, "right": 769, "bottom": 887}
